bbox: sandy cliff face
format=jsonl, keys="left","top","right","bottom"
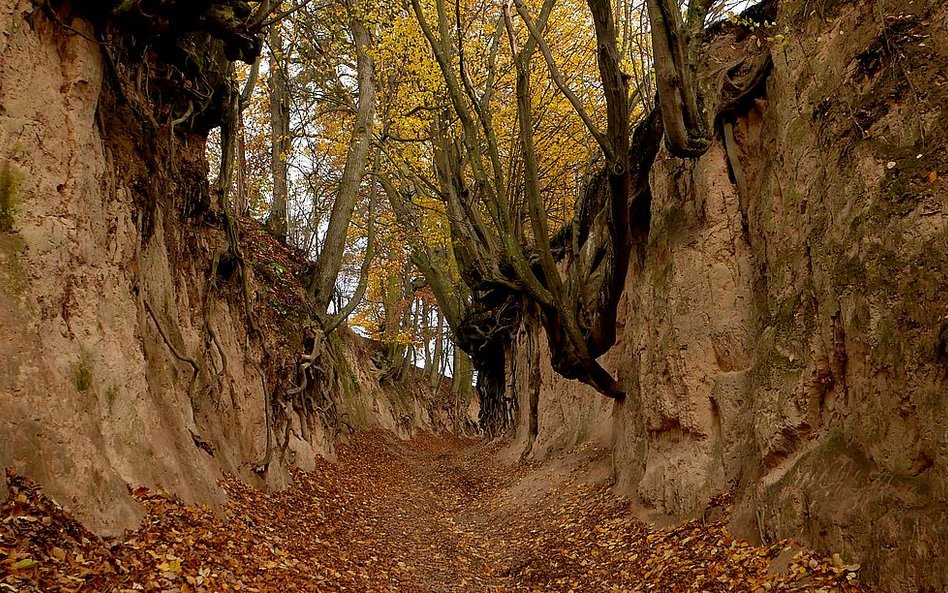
{"left": 511, "top": 1, "right": 948, "bottom": 590}
{"left": 0, "top": 2, "right": 454, "bottom": 536}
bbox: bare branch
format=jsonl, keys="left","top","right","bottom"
{"left": 513, "top": 0, "right": 613, "bottom": 159}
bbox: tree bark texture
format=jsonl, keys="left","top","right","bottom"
{"left": 308, "top": 15, "right": 376, "bottom": 314}
{"left": 265, "top": 22, "right": 290, "bottom": 242}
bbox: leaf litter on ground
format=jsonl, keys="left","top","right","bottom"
{"left": 2, "top": 430, "right": 874, "bottom": 592}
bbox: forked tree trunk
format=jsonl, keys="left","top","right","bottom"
{"left": 308, "top": 16, "right": 376, "bottom": 313}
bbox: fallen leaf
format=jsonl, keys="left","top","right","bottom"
{"left": 12, "top": 558, "right": 39, "bottom": 570}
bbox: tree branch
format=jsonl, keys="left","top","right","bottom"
{"left": 513, "top": 0, "right": 613, "bottom": 159}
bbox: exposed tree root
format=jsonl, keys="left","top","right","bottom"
{"left": 144, "top": 298, "right": 200, "bottom": 398}
{"left": 249, "top": 356, "right": 274, "bottom": 474}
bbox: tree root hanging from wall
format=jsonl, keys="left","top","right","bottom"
{"left": 518, "top": 305, "right": 542, "bottom": 461}
{"left": 202, "top": 74, "right": 280, "bottom": 472}
{"left": 144, "top": 298, "right": 200, "bottom": 399}
{"left": 249, "top": 356, "right": 274, "bottom": 474}
{"left": 280, "top": 327, "right": 355, "bottom": 448}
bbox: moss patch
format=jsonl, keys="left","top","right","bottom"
{"left": 73, "top": 349, "right": 94, "bottom": 393}
{"left": 105, "top": 385, "right": 119, "bottom": 410}
{"left": 574, "top": 413, "right": 592, "bottom": 446}
{"left": 0, "top": 161, "right": 21, "bottom": 232}
{"left": 0, "top": 234, "right": 28, "bottom": 296}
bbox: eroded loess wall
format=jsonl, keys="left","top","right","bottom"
{"left": 510, "top": 1, "right": 948, "bottom": 591}
{"left": 0, "top": 1, "right": 456, "bottom": 536}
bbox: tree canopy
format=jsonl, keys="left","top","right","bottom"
{"left": 212, "top": 0, "right": 773, "bottom": 430}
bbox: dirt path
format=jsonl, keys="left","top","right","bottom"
{"left": 3, "top": 431, "right": 871, "bottom": 592}
{"left": 325, "top": 433, "right": 501, "bottom": 592}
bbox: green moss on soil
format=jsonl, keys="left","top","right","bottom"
{"left": 0, "top": 161, "right": 21, "bottom": 232}
{"left": 574, "top": 413, "right": 592, "bottom": 445}
{"left": 326, "top": 333, "right": 373, "bottom": 428}
{"left": 74, "top": 351, "right": 93, "bottom": 393}
{"left": 0, "top": 234, "right": 28, "bottom": 296}
{"left": 105, "top": 385, "right": 119, "bottom": 410}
